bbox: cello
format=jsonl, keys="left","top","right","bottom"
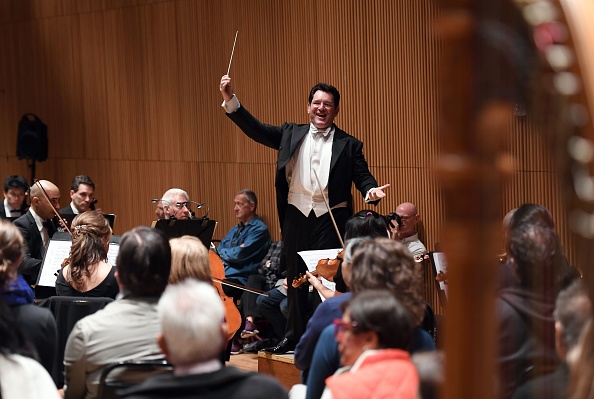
{"left": 208, "top": 250, "right": 242, "bottom": 341}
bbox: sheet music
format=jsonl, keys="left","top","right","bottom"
{"left": 433, "top": 252, "right": 448, "bottom": 297}
{"left": 38, "top": 240, "right": 120, "bottom": 288}
{"left": 297, "top": 248, "right": 342, "bottom": 301}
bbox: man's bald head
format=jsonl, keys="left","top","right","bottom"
{"left": 30, "top": 180, "right": 60, "bottom": 220}
{"left": 394, "top": 202, "right": 420, "bottom": 239}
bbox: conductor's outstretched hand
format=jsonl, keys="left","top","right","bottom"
{"left": 220, "top": 75, "right": 234, "bottom": 102}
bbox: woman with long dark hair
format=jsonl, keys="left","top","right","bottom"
{"left": 56, "top": 212, "right": 118, "bottom": 298}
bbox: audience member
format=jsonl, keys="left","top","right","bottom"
{"left": 412, "top": 351, "right": 445, "bottom": 399}
{"left": 0, "top": 299, "right": 60, "bottom": 399}
{"left": 513, "top": 279, "right": 591, "bottom": 399}
{"left": 168, "top": 236, "right": 212, "bottom": 284}
{"left": 294, "top": 237, "right": 434, "bottom": 399}
{"left": 320, "top": 290, "right": 418, "bottom": 399}
{"left": 1, "top": 175, "right": 28, "bottom": 219}
{"left": 159, "top": 188, "right": 191, "bottom": 220}
{"left": 389, "top": 202, "right": 427, "bottom": 257}
{"left": 60, "top": 175, "right": 101, "bottom": 215}
{"left": 568, "top": 321, "right": 594, "bottom": 399}
{"left": 63, "top": 226, "right": 171, "bottom": 399}
{"left": 13, "top": 179, "right": 60, "bottom": 285}
{"left": 497, "top": 222, "right": 578, "bottom": 399}
{"left": 120, "top": 279, "right": 288, "bottom": 399}
{"left": 55, "top": 212, "right": 118, "bottom": 298}
{"left": 0, "top": 220, "right": 57, "bottom": 378}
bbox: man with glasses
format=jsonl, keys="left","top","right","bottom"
{"left": 1, "top": 175, "right": 28, "bottom": 219}
{"left": 159, "top": 188, "right": 191, "bottom": 220}
{"left": 389, "top": 202, "right": 427, "bottom": 257}
{"left": 13, "top": 180, "right": 61, "bottom": 285}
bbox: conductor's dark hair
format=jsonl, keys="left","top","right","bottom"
{"left": 116, "top": 226, "right": 171, "bottom": 297}
{"left": 3, "top": 175, "right": 28, "bottom": 193}
{"left": 70, "top": 175, "right": 95, "bottom": 192}
{"left": 344, "top": 210, "right": 389, "bottom": 241}
{"left": 342, "top": 290, "right": 414, "bottom": 350}
{"left": 308, "top": 83, "right": 341, "bottom": 108}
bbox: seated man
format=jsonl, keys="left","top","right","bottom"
{"left": 120, "top": 279, "right": 287, "bottom": 399}
{"left": 13, "top": 180, "right": 61, "bottom": 285}
{"left": 512, "top": 279, "right": 591, "bottom": 399}
{"left": 389, "top": 202, "right": 427, "bottom": 257}
{"left": 159, "top": 188, "right": 191, "bottom": 220}
{"left": 59, "top": 175, "right": 101, "bottom": 215}
{"left": 63, "top": 226, "right": 171, "bottom": 399}
{"left": 1, "top": 175, "right": 28, "bottom": 219}
{"left": 217, "top": 190, "right": 271, "bottom": 295}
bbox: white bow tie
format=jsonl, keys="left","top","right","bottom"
{"left": 311, "top": 126, "right": 332, "bottom": 137}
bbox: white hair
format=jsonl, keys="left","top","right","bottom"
{"left": 161, "top": 188, "right": 189, "bottom": 207}
{"left": 158, "top": 279, "right": 225, "bottom": 364}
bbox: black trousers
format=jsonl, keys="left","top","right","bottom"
{"left": 283, "top": 205, "right": 348, "bottom": 341}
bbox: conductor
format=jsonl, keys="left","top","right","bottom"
{"left": 220, "top": 75, "right": 388, "bottom": 354}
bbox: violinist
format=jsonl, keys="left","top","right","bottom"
{"left": 13, "top": 179, "right": 60, "bottom": 285}
{"left": 59, "top": 175, "right": 102, "bottom": 215}
{"left": 1, "top": 175, "right": 28, "bottom": 219}
{"left": 305, "top": 210, "right": 389, "bottom": 299}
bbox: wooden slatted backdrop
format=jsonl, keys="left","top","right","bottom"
{"left": 0, "top": 0, "right": 577, "bottom": 314}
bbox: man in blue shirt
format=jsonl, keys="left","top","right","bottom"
{"left": 218, "top": 189, "right": 271, "bottom": 299}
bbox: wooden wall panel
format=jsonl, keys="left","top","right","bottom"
{"left": 0, "top": 0, "right": 575, "bottom": 269}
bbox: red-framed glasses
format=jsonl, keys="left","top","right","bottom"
{"left": 333, "top": 318, "right": 359, "bottom": 338}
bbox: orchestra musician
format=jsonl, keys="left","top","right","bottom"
{"left": 220, "top": 75, "right": 388, "bottom": 354}
{"left": 158, "top": 188, "right": 191, "bottom": 220}
{"left": 1, "top": 175, "right": 28, "bottom": 219}
{"left": 13, "top": 180, "right": 60, "bottom": 285}
{"left": 59, "top": 175, "right": 102, "bottom": 215}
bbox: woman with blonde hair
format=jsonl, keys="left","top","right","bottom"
{"left": 168, "top": 236, "right": 212, "bottom": 284}
{"left": 55, "top": 212, "right": 118, "bottom": 298}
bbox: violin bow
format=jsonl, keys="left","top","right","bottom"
{"left": 34, "top": 179, "right": 72, "bottom": 235}
{"left": 312, "top": 169, "right": 345, "bottom": 248}
{"left": 212, "top": 277, "right": 269, "bottom": 297}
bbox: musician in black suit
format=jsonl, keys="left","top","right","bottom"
{"left": 59, "top": 175, "right": 100, "bottom": 215}
{"left": 13, "top": 180, "right": 61, "bottom": 285}
{"left": 219, "top": 75, "right": 388, "bottom": 353}
{"left": 1, "top": 175, "right": 28, "bottom": 219}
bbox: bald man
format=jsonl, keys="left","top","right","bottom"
{"left": 13, "top": 180, "right": 61, "bottom": 285}
{"left": 389, "top": 202, "right": 427, "bottom": 257}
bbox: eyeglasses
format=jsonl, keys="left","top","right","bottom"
{"left": 333, "top": 318, "right": 359, "bottom": 339}
{"left": 174, "top": 202, "right": 189, "bottom": 209}
{"left": 398, "top": 214, "right": 416, "bottom": 221}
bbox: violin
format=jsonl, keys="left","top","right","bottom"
{"left": 208, "top": 250, "right": 242, "bottom": 341}
{"left": 292, "top": 250, "right": 344, "bottom": 289}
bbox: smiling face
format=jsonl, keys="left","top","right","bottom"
{"left": 307, "top": 90, "right": 340, "bottom": 129}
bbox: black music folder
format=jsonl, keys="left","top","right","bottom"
{"left": 152, "top": 219, "right": 217, "bottom": 249}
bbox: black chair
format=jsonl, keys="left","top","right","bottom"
{"left": 96, "top": 359, "right": 173, "bottom": 399}
{"left": 38, "top": 296, "right": 114, "bottom": 388}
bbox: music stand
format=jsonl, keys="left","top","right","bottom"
{"left": 152, "top": 219, "right": 217, "bottom": 249}
{"left": 428, "top": 251, "right": 448, "bottom": 308}
{"left": 35, "top": 232, "right": 121, "bottom": 299}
